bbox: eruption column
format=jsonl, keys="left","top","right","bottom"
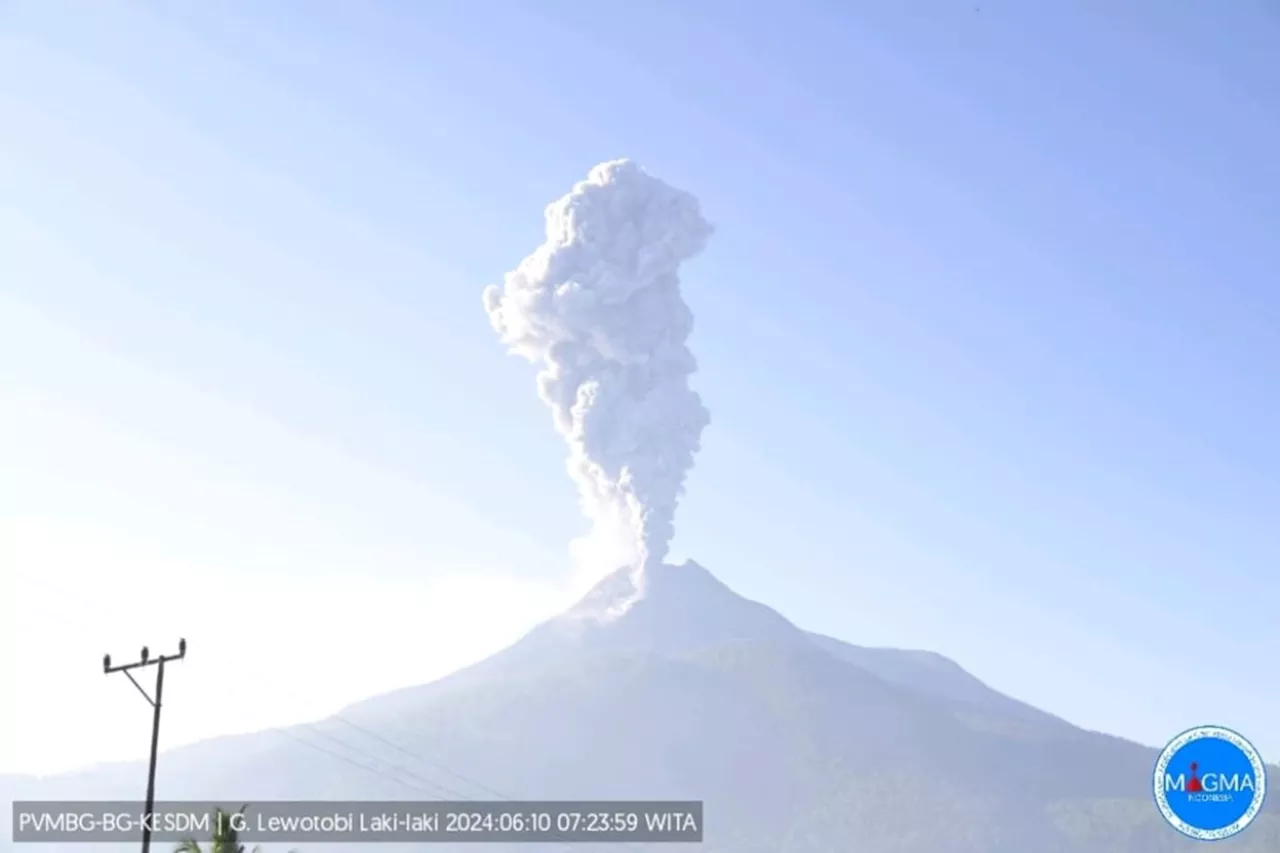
{"left": 483, "top": 160, "right": 713, "bottom": 574}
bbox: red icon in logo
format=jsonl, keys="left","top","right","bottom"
{"left": 1187, "top": 762, "right": 1204, "bottom": 793}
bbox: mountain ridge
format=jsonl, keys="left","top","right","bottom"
{"left": 4, "top": 561, "right": 1276, "bottom": 852}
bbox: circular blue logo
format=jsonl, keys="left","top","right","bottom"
{"left": 1153, "top": 726, "right": 1267, "bottom": 840}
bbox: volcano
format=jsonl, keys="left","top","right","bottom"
{"left": 4, "top": 563, "right": 1277, "bottom": 853}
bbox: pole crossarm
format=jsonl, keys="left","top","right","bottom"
{"left": 103, "top": 639, "right": 187, "bottom": 675}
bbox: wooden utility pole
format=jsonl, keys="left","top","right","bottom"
{"left": 104, "top": 639, "right": 187, "bottom": 853}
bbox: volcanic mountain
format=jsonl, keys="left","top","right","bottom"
{"left": 4, "top": 562, "right": 1277, "bottom": 852}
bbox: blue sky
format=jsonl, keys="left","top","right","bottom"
{"left": 2, "top": 0, "right": 1277, "bottom": 774}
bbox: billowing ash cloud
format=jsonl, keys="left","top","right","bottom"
{"left": 483, "top": 159, "right": 712, "bottom": 575}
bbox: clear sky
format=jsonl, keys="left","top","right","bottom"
{"left": 2, "top": 0, "right": 1277, "bottom": 776}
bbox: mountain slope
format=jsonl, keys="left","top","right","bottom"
{"left": 4, "top": 562, "right": 1275, "bottom": 853}
{"left": 803, "top": 631, "right": 1080, "bottom": 736}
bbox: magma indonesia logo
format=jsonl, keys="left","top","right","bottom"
{"left": 1154, "top": 725, "right": 1267, "bottom": 841}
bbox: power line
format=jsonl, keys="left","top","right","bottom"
{"left": 300, "top": 721, "right": 474, "bottom": 799}
{"left": 12, "top": 571, "right": 459, "bottom": 794}
{"left": 16, "top": 570, "right": 584, "bottom": 846}
{"left": 269, "top": 725, "right": 460, "bottom": 798}
{"left": 15, "top": 569, "right": 508, "bottom": 798}
{"left": 265, "top": 719, "right": 578, "bottom": 849}
{"left": 329, "top": 716, "right": 514, "bottom": 801}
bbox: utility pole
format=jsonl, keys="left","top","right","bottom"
{"left": 104, "top": 639, "right": 186, "bottom": 853}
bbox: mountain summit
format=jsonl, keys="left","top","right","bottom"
{"left": 5, "top": 562, "right": 1277, "bottom": 853}
{"left": 513, "top": 560, "right": 807, "bottom": 658}
{"left": 469, "top": 560, "right": 1073, "bottom": 736}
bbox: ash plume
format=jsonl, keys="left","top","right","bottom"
{"left": 483, "top": 160, "right": 712, "bottom": 579}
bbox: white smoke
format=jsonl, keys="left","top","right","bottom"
{"left": 483, "top": 159, "right": 712, "bottom": 581}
